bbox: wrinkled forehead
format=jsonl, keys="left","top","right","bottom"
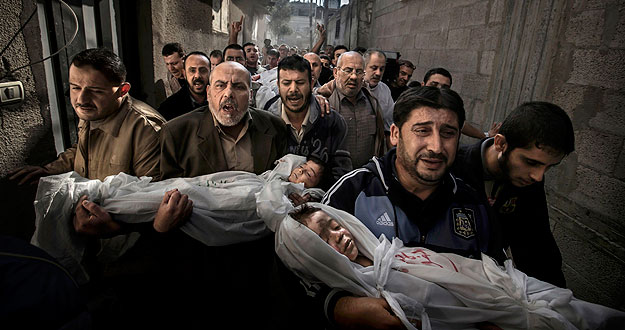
{"left": 210, "top": 63, "right": 249, "bottom": 85}
{"left": 338, "top": 53, "right": 364, "bottom": 69}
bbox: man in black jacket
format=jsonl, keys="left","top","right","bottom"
{"left": 158, "top": 51, "right": 210, "bottom": 120}
{"left": 263, "top": 55, "right": 352, "bottom": 190}
{"left": 452, "top": 101, "right": 575, "bottom": 288}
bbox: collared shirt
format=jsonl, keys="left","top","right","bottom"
{"left": 336, "top": 88, "right": 376, "bottom": 168}
{"left": 44, "top": 96, "right": 164, "bottom": 181}
{"left": 211, "top": 111, "right": 254, "bottom": 172}
{"left": 189, "top": 93, "right": 208, "bottom": 110}
{"left": 280, "top": 103, "right": 311, "bottom": 144}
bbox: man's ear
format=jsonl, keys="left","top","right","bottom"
{"left": 333, "top": 67, "right": 339, "bottom": 80}
{"left": 389, "top": 123, "right": 400, "bottom": 147}
{"left": 119, "top": 82, "right": 131, "bottom": 96}
{"left": 493, "top": 134, "right": 507, "bottom": 153}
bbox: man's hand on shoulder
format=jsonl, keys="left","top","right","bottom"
{"left": 8, "top": 165, "right": 51, "bottom": 185}
{"left": 314, "top": 94, "right": 332, "bottom": 117}
{"left": 334, "top": 296, "right": 406, "bottom": 330}
{"left": 73, "top": 195, "right": 122, "bottom": 237}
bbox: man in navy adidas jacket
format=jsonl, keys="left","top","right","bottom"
{"left": 321, "top": 86, "right": 504, "bottom": 329}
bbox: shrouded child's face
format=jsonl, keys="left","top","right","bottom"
{"left": 305, "top": 211, "right": 359, "bottom": 262}
{"left": 288, "top": 160, "right": 323, "bottom": 188}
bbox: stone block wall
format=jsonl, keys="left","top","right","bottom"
{"left": 369, "top": 0, "right": 625, "bottom": 309}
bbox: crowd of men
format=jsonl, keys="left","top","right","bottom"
{"left": 7, "top": 18, "right": 576, "bottom": 330}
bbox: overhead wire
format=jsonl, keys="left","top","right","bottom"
{"left": 0, "top": 0, "right": 79, "bottom": 80}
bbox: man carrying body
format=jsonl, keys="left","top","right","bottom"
{"left": 262, "top": 55, "right": 351, "bottom": 190}
{"left": 158, "top": 51, "right": 210, "bottom": 121}
{"left": 159, "top": 61, "right": 287, "bottom": 328}
{"left": 389, "top": 59, "right": 415, "bottom": 101}
{"left": 243, "top": 42, "right": 266, "bottom": 75}
{"left": 161, "top": 42, "right": 186, "bottom": 97}
{"left": 321, "top": 86, "right": 503, "bottom": 328}
{"left": 10, "top": 48, "right": 191, "bottom": 327}
{"left": 422, "top": 67, "right": 500, "bottom": 139}
{"left": 364, "top": 49, "right": 394, "bottom": 135}
{"left": 452, "top": 101, "right": 573, "bottom": 287}
{"left": 326, "top": 51, "right": 385, "bottom": 168}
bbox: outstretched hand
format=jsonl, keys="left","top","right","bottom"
{"left": 488, "top": 122, "right": 502, "bottom": 138}
{"left": 231, "top": 15, "right": 243, "bottom": 34}
{"left": 316, "top": 23, "right": 327, "bottom": 39}
{"left": 153, "top": 189, "right": 193, "bottom": 233}
{"left": 314, "top": 94, "right": 332, "bottom": 117}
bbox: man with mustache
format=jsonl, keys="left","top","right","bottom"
{"left": 452, "top": 102, "right": 574, "bottom": 288}
{"left": 158, "top": 51, "right": 210, "bottom": 121}
{"left": 327, "top": 51, "right": 385, "bottom": 168}
{"left": 158, "top": 61, "right": 287, "bottom": 328}
{"left": 262, "top": 55, "right": 351, "bottom": 190}
{"left": 320, "top": 86, "right": 503, "bottom": 329}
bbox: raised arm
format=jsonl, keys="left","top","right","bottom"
{"left": 311, "top": 23, "right": 327, "bottom": 55}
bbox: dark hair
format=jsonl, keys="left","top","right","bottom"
{"left": 277, "top": 55, "right": 312, "bottom": 83}
{"left": 289, "top": 204, "right": 323, "bottom": 225}
{"left": 183, "top": 51, "right": 210, "bottom": 69}
{"left": 267, "top": 49, "right": 279, "bottom": 58}
{"left": 499, "top": 101, "right": 575, "bottom": 154}
{"left": 352, "top": 46, "right": 367, "bottom": 55}
{"left": 71, "top": 48, "right": 126, "bottom": 84}
{"left": 398, "top": 59, "right": 416, "bottom": 70}
{"left": 320, "top": 55, "right": 331, "bottom": 61}
{"left": 393, "top": 86, "right": 465, "bottom": 131}
{"left": 162, "top": 42, "right": 184, "bottom": 57}
{"left": 333, "top": 45, "right": 348, "bottom": 58}
{"left": 242, "top": 42, "right": 256, "bottom": 49}
{"left": 223, "top": 44, "right": 246, "bottom": 60}
{"left": 407, "top": 81, "right": 421, "bottom": 88}
{"left": 364, "top": 49, "right": 386, "bottom": 65}
{"left": 423, "top": 67, "right": 452, "bottom": 86}
{"left": 209, "top": 49, "right": 223, "bottom": 59}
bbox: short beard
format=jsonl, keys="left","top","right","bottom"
{"left": 211, "top": 101, "right": 248, "bottom": 127}
{"left": 286, "top": 93, "right": 310, "bottom": 113}
{"left": 396, "top": 135, "right": 447, "bottom": 185}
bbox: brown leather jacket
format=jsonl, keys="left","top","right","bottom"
{"left": 44, "top": 96, "right": 165, "bottom": 181}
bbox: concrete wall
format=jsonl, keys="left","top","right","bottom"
{"left": 151, "top": 0, "right": 229, "bottom": 106}
{"left": 0, "top": 0, "right": 56, "bottom": 176}
{"left": 366, "top": 0, "right": 624, "bottom": 309}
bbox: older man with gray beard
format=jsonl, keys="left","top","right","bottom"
{"left": 158, "top": 61, "right": 287, "bottom": 328}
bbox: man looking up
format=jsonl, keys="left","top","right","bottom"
{"left": 158, "top": 51, "right": 210, "bottom": 121}
{"left": 364, "top": 49, "right": 394, "bottom": 135}
{"left": 223, "top": 43, "right": 246, "bottom": 66}
{"left": 389, "top": 59, "right": 415, "bottom": 101}
{"left": 262, "top": 55, "right": 351, "bottom": 189}
{"left": 209, "top": 49, "right": 223, "bottom": 70}
{"left": 328, "top": 51, "right": 385, "bottom": 168}
{"left": 243, "top": 42, "right": 265, "bottom": 75}
{"left": 453, "top": 101, "right": 574, "bottom": 287}
{"left": 321, "top": 86, "right": 503, "bottom": 328}
{"left": 422, "top": 67, "right": 501, "bottom": 139}
{"left": 161, "top": 42, "right": 186, "bottom": 97}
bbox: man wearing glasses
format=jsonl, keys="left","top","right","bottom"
{"left": 327, "top": 51, "right": 385, "bottom": 167}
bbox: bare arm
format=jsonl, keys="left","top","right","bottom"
{"left": 461, "top": 122, "right": 486, "bottom": 139}
{"left": 311, "top": 23, "right": 327, "bottom": 55}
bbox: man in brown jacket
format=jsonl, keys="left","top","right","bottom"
{"left": 11, "top": 48, "right": 192, "bottom": 236}
{"left": 158, "top": 61, "right": 287, "bottom": 328}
